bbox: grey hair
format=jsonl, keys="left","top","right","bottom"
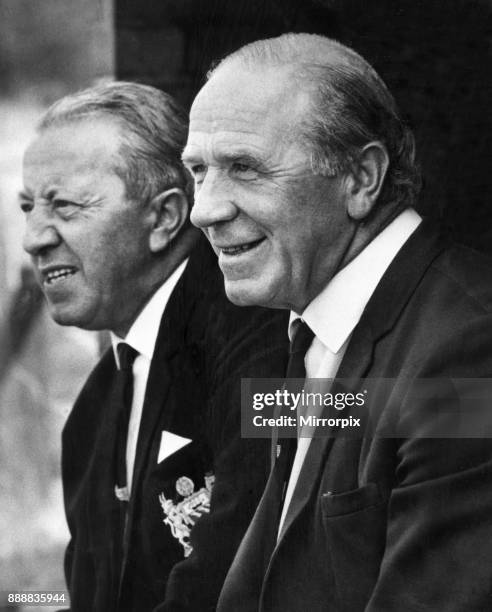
{"left": 210, "top": 34, "right": 421, "bottom": 210}
{"left": 37, "top": 81, "right": 191, "bottom": 204}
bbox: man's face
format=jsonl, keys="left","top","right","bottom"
{"left": 184, "top": 65, "right": 354, "bottom": 313}
{"left": 21, "top": 118, "right": 154, "bottom": 334}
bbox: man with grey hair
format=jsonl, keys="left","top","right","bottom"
{"left": 20, "top": 81, "right": 288, "bottom": 611}
{"left": 184, "top": 33, "right": 492, "bottom": 610}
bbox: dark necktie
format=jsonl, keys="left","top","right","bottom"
{"left": 114, "top": 342, "right": 138, "bottom": 502}
{"left": 262, "top": 319, "right": 315, "bottom": 564}
{"left": 272, "top": 320, "right": 315, "bottom": 497}
{"left": 285, "top": 319, "right": 315, "bottom": 380}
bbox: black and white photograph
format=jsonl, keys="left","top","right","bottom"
{"left": 1, "top": 1, "right": 491, "bottom": 611}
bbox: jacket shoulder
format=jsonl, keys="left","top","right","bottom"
{"left": 62, "top": 348, "right": 115, "bottom": 442}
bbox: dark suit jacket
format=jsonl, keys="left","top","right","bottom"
{"left": 62, "top": 238, "right": 289, "bottom": 612}
{"left": 218, "top": 220, "right": 492, "bottom": 612}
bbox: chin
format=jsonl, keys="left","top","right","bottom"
{"left": 224, "top": 278, "right": 278, "bottom": 309}
{"left": 47, "top": 302, "right": 92, "bottom": 330}
{"left": 49, "top": 310, "right": 81, "bottom": 328}
{"left": 224, "top": 291, "right": 254, "bottom": 307}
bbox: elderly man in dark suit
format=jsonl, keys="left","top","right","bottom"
{"left": 20, "top": 81, "right": 288, "bottom": 611}
{"left": 184, "top": 33, "right": 492, "bottom": 611}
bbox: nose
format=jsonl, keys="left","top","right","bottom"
{"left": 190, "top": 170, "right": 238, "bottom": 229}
{"left": 22, "top": 208, "right": 61, "bottom": 256}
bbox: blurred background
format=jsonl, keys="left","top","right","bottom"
{"left": 0, "top": 1, "right": 112, "bottom": 610}
{"left": 0, "top": 0, "right": 490, "bottom": 610}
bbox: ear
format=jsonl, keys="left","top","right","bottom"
{"left": 148, "top": 188, "right": 189, "bottom": 253}
{"left": 346, "top": 142, "right": 389, "bottom": 221}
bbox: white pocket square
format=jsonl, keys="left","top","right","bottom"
{"left": 157, "top": 431, "right": 192, "bottom": 463}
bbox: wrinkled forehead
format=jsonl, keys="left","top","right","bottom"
{"left": 23, "top": 119, "right": 125, "bottom": 196}
{"left": 187, "top": 63, "right": 308, "bottom": 154}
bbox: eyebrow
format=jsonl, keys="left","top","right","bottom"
{"left": 181, "top": 150, "right": 263, "bottom": 167}
{"left": 181, "top": 149, "right": 202, "bottom": 165}
{"left": 224, "top": 152, "right": 262, "bottom": 165}
{"left": 18, "top": 188, "right": 58, "bottom": 201}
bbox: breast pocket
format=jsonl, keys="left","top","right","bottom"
{"left": 321, "top": 482, "right": 389, "bottom": 611}
{"left": 321, "top": 482, "right": 384, "bottom": 517}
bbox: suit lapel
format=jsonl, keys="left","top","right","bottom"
{"left": 129, "top": 331, "right": 175, "bottom": 496}
{"left": 275, "top": 325, "right": 374, "bottom": 545}
{"left": 85, "top": 353, "right": 120, "bottom": 525}
{"left": 125, "top": 240, "right": 215, "bottom": 532}
{"left": 273, "top": 220, "right": 449, "bottom": 551}
{"left": 82, "top": 353, "right": 127, "bottom": 597}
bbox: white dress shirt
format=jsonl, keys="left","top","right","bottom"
{"left": 111, "top": 259, "right": 188, "bottom": 492}
{"left": 278, "top": 208, "right": 422, "bottom": 535}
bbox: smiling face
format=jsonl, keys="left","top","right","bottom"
{"left": 184, "top": 64, "right": 355, "bottom": 313}
{"left": 21, "top": 118, "right": 155, "bottom": 335}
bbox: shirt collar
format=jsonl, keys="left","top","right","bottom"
{"left": 289, "top": 208, "right": 422, "bottom": 352}
{"left": 111, "top": 258, "right": 188, "bottom": 367}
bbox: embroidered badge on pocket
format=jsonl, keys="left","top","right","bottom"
{"left": 159, "top": 473, "right": 215, "bottom": 557}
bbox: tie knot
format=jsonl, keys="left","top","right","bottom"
{"left": 290, "top": 320, "right": 314, "bottom": 355}
{"left": 117, "top": 342, "right": 138, "bottom": 371}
